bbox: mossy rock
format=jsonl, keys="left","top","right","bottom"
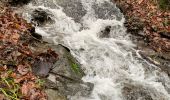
{"left": 50, "top": 44, "right": 84, "bottom": 80}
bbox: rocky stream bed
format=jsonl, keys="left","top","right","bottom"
{"left": 0, "top": 0, "right": 170, "bottom": 100}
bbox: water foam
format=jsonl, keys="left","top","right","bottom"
{"left": 20, "top": 0, "right": 170, "bottom": 100}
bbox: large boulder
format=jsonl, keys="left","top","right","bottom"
{"left": 46, "top": 44, "right": 94, "bottom": 97}
{"left": 30, "top": 43, "right": 94, "bottom": 98}
{"left": 51, "top": 44, "right": 84, "bottom": 80}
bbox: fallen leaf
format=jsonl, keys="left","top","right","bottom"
{"left": 21, "top": 81, "right": 36, "bottom": 96}
{"left": 138, "top": 0, "right": 144, "bottom": 4}
{"left": 17, "top": 65, "right": 29, "bottom": 75}
{"left": 11, "top": 33, "right": 20, "bottom": 44}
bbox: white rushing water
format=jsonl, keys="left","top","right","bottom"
{"left": 20, "top": 0, "right": 170, "bottom": 100}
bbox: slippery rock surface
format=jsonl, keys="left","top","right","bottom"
{"left": 121, "top": 82, "right": 168, "bottom": 100}
{"left": 131, "top": 34, "right": 170, "bottom": 77}
{"left": 45, "top": 89, "right": 67, "bottom": 100}
{"left": 28, "top": 41, "right": 94, "bottom": 99}
{"left": 31, "top": 8, "right": 54, "bottom": 26}
{"left": 50, "top": 45, "right": 84, "bottom": 79}
{"left": 54, "top": 0, "right": 86, "bottom": 22}
{"left": 29, "top": 41, "right": 94, "bottom": 99}
{"left": 45, "top": 44, "right": 94, "bottom": 97}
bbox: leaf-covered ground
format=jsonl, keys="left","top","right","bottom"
{"left": 0, "top": 5, "right": 58, "bottom": 100}
{"left": 114, "top": 0, "right": 170, "bottom": 52}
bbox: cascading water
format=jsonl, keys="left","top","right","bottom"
{"left": 19, "top": 0, "right": 170, "bottom": 100}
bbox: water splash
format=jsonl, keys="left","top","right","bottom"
{"left": 19, "top": 0, "right": 170, "bottom": 100}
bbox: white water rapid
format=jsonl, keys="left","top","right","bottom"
{"left": 19, "top": 0, "right": 170, "bottom": 100}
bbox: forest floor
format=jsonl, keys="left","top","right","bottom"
{"left": 0, "top": 5, "right": 58, "bottom": 100}
{"left": 114, "top": 0, "right": 170, "bottom": 52}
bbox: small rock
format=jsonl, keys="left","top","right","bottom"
{"left": 32, "top": 59, "right": 52, "bottom": 77}
{"left": 32, "top": 50, "right": 58, "bottom": 77}
{"left": 31, "top": 8, "right": 53, "bottom": 26}
{"left": 99, "top": 26, "right": 111, "bottom": 38}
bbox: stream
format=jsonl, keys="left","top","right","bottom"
{"left": 18, "top": 0, "right": 170, "bottom": 100}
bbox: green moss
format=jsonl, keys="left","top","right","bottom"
{"left": 68, "top": 57, "right": 81, "bottom": 75}
{"left": 71, "top": 63, "right": 81, "bottom": 74}
{"left": 158, "top": 0, "right": 170, "bottom": 10}
{"left": 66, "top": 54, "right": 82, "bottom": 75}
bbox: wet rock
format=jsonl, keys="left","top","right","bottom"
{"left": 31, "top": 0, "right": 59, "bottom": 9}
{"left": 144, "top": 53, "right": 170, "bottom": 77}
{"left": 55, "top": 0, "right": 86, "bottom": 22}
{"left": 19, "top": 34, "right": 93, "bottom": 98}
{"left": 99, "top": 26, "right": 111, "bottom": 38}
{"left": 5, "top": 0, "right": 31, "bottom": 6}
{"left": 45, "top": 73, "right": 94, "bottom": 97}
{"left": 32, "top": 49, "right": 58, "bottom": 77}
{"left": 28, "top": 27, "right": 42, "bottom": 40}
{"left": 65, "top": 81, "right": 94, "bottom": 97}
{"left": 31, "top": 8, "right": 53, "bottom": 26}
{"left": 45, "top": 89, "right": 67, "bottom": 100}
{"left": 50, "top": 44, "right": 84, "bottom": 80}
{"left": 30, "top": 43, "right": 93, "bottom": 98}
{"left": 59, "top": 44, "right": 70, "bottom": 52}
{"left": 32, "top": 59, "right": 52, "bottom": 77}
{"left": 122, "top": 83, "right": 153, "bottom": 100}
{"left": 92, "top": 1, "right": 123, "bottom": 20}
{"left": 42, "top": 44, "right": 94, "bottom": 97}
{"left": 0, "top": 4, "right": 92, "bottom": 99}
{"left": 122, "top": 82, "right": 168, "bottom": 100}
{"left": 31, "top": 32, "right": 42, "bottom": 40}
{"left": 132, "top": 33, "right": 170, "bottom": 76}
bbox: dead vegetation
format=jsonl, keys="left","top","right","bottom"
{"left": 114, "top": 0, "right": 170, "bottom": 52}
{"left": 0, "top": 6, "right": 58, "bottom": 100}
